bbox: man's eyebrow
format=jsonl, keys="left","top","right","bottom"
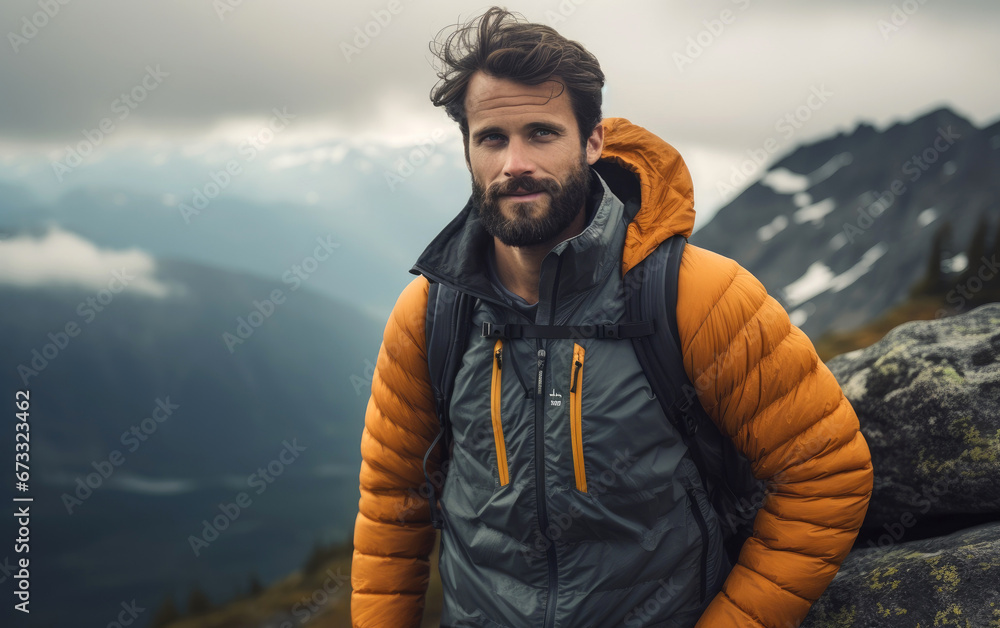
{"left": 472, "top": 121, "right": 569, "bottom": 141}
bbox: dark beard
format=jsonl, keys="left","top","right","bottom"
{"left": 472, "top": 153, "right": 591, "bottom": 248}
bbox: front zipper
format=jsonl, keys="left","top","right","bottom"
{"left": 685, "top": 486, "right": 710, "bottom": 604}
{"left": 491, "top": 339, "right": 510, "bottom": 487}
{"left": 535, "top": 346, "right": 558, "bottom": 628}
{"left": 569, "top": 343, "right": 587, "bottom": 493}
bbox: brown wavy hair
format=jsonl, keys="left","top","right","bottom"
{"left": 428, "top": 6, "right": 605, "bottom": 159}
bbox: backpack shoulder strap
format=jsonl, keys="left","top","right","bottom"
{"left": 423, "top": 280, "right": 475, "bottom": 529}
{"left": 625, "top": 235, "right": 766, "bottom": 565}
{"left": 624, "top": 234, "right": 704, "bottom": 438}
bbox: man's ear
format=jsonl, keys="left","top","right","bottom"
{"left": 585, "top": 122, "right": 604, "bottom": 165}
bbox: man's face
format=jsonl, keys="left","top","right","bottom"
{"left": 464, "top": 70, "right": 603, "bottom": 248}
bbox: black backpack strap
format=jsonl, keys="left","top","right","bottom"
{"left": 624, "top": 233, "right": 717, "bottom": 584}
{"left": 480, "top": 320, "right": 653, "bottom": 340}
{"left": 625, "top": 234, "right": 765, "bottom": 566}
{"left": 624, "top": 234, "right": 703, "bottom": 437}
{"left": 423, "top": 281, "right": 475, "bottom": 529}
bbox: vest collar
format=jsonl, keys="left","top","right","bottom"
{"left": 409, "top": 167, "right": 626, "bottom": 315}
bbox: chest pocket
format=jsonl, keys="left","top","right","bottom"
{"left": 569, "top": 342, "right": 587, "bottom": 493}
{"left": 548, "top": 334, "right": 694, "bottom": 538}
{"left": 490, "top": 338, "right": 510, "bottom": 487}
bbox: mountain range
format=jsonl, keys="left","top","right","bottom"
{"left": 0, "top": 257, "right": 381, "bottom": 627}
{"left": 691, "top": 107, "right": 1000, "bottom": 337}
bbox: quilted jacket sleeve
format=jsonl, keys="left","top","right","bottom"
{"left": 351, "top": 275, "right": 441, "bottom": 627}
{"left": 676, "top": 244, "right": 874, "bottom": 628}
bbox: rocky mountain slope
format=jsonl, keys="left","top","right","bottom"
{"left": 692, "top": 108, "right": 1000, "bottom": 339}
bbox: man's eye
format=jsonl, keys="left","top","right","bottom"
{"left": 480, "top": 130, "right": 555, "bottom": 144}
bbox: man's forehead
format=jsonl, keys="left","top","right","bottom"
{"left": 465, "top": 71, "right": 568, "bottom": 119}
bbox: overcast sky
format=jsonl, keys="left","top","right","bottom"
{"left": 2, "top": 0, "right": 999, "bottom": 222}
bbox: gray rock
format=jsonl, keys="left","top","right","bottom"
{"left": 802, "top": 303, "right": 1000, "bottom": 626}
{"left": 826, "top": 302, "right": 1000, "bottom": 528}
{"left": 802, "top": 521, "right": 1000, "bottom": 627}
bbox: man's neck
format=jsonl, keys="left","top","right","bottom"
{"left": 492, "top": 206, "right": 588, "bottom": 306}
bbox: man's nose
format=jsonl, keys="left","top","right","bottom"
{"left": 503, "top": 136, "right": 535, "bottom": 178}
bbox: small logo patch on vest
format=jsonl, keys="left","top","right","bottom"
{"left": 549, "top": 388, "right": 562, "bottom": 407}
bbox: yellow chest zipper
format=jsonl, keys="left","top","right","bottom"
{"left": 570, "top": 342, "right": 587, "bottom": 492}
{"left": 491, "top": 339, "right": 510, "bottom": 486}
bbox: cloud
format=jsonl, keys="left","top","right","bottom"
{"left": 0, "top": 224, "right": 172, "bottom": 296}
{"left": 1, "top": 0, "right": 998, "bottom": 148}
{"left": 3, "top": 0, "right": 997, "bottom": 232}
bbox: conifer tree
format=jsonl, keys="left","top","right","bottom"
{"left": 187, "top": 585, "right": 213, "bottom": 616}
{"left": 249, "top": 573, "right": 264, "bottom": 597}
{"left": 911, "top": 220, "right": 952, "bottom": 297}
{"left": 149, "top": 594, "right": 181, "bottom": 628}
{"left": 959, "top": 213, "right": 989, "bottom": 285}
{"left": 993, "top": 212, "right": 1000, "bottom": 259}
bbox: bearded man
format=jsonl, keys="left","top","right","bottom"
{"left": 351, "top": 7, "right": 873, "bottom": 628}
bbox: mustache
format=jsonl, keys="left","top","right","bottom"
{"left": 489, "top": 176, "right": 559, "bottom": 199}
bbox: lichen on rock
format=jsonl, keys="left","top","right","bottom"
{"left": 802, "top": 522, "right": 1000, "bottom": 627}
{"left": 826, "top": 303, "right": 1000, "bottom": 526}
{"left": 801, "top": 303, "right": 1000, "bottom": 627}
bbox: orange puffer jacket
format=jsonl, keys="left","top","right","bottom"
{"left": 351, "top": 117, "right": 873, "bottom": 627}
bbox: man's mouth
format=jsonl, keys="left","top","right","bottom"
{"left": 503, "top": 189, "right": 544, "bottom": 198}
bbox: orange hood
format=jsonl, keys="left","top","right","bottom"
{"left": 597, "top": 117, "right": 697, "bottom": 276}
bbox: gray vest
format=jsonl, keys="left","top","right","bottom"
{"left": 411, "top": 167, "right": 728, "bottom": 627}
